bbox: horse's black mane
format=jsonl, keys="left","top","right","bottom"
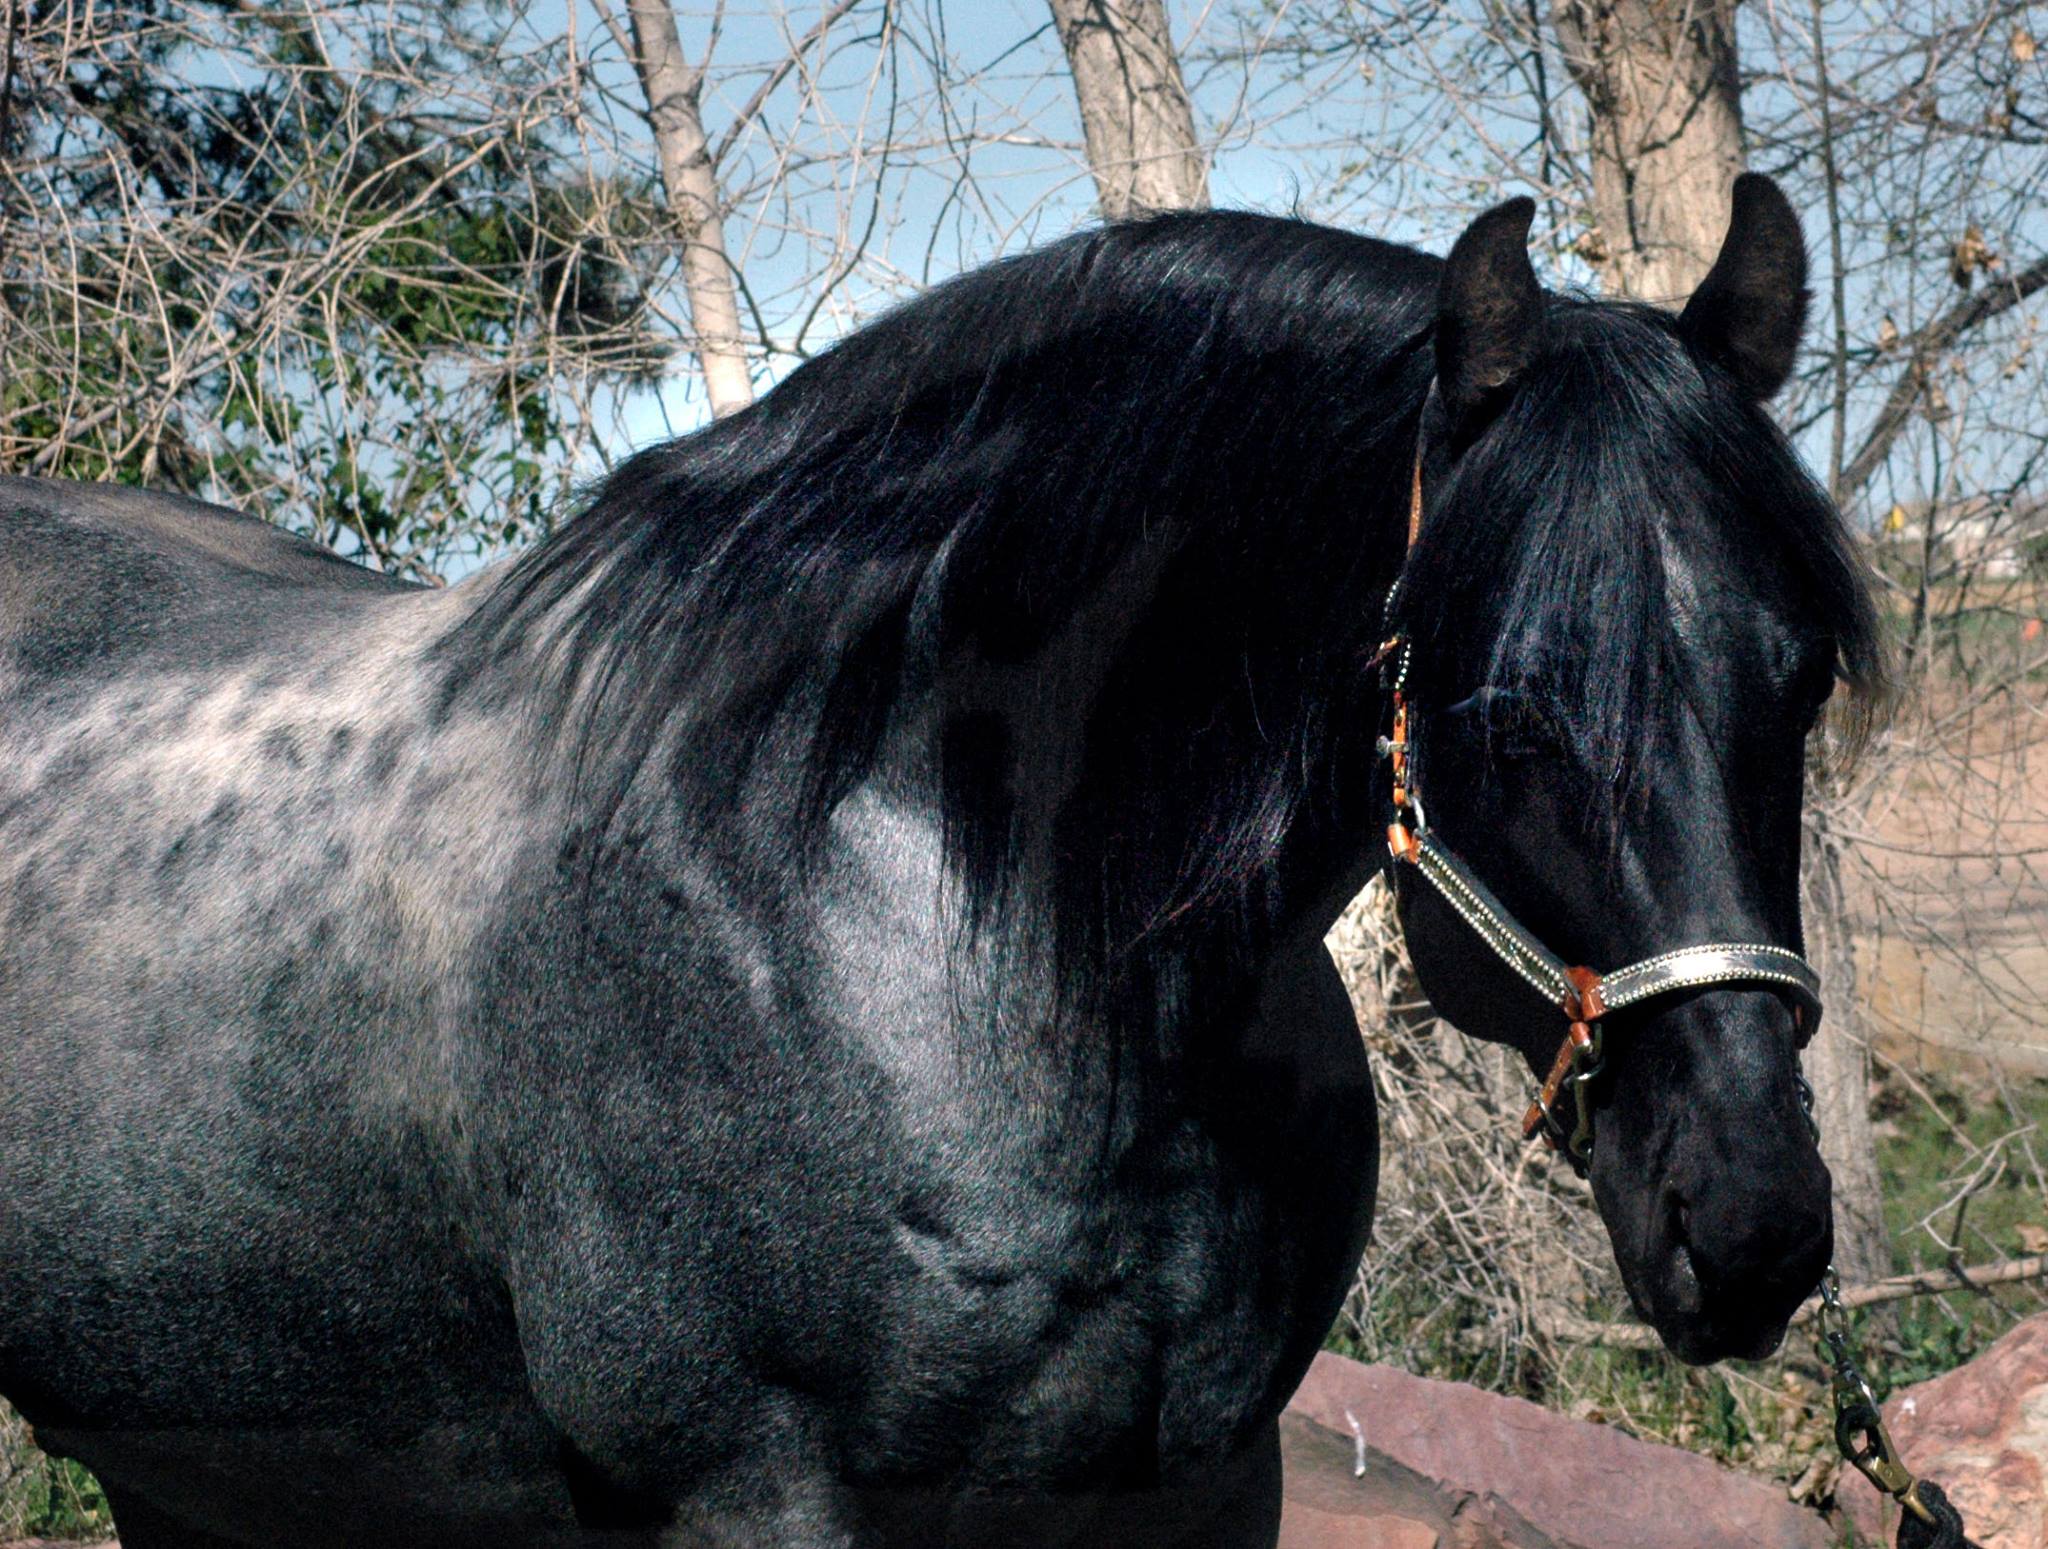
{"left": 447, "top": 210, "right": 1881, "bottom": 958}
{"left": 451, "top": 212, "right": 1437, "bottom": 936}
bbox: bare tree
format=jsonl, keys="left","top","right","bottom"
{"left": 613, "top": 0, "right": 755, "bottom": 416}
{"left": 1048, "top": 0, "right": 1208, "bottom": 218}
{"left": 0, "top": 0, "right": 646, "bottom": 575}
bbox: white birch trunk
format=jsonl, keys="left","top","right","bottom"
{"left": 1802, "top": 812, "right": 1896, "bottom": 1286}
{"left": 624, "top": 0, "right": 753, "bottom": 417}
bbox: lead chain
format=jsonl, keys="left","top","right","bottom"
{"left": 1796, "top": 1078, "right": 1936, "bottom": 1527}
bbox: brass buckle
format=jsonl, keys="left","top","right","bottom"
{"left": 1832, "top": 1384, "right": 1935, "bottom": 1524}
{"left": 1523, "top": 1022, "right": 1601, "bottom": 1178}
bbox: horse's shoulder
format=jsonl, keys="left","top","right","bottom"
{"left": 0, "top": 474, "right": 418, "bottom": 684}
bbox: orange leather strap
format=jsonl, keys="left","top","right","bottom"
{"left": 1406, "top": 452, "right": 1423, "bottom": 549}
{"left": 1519, "top": 967, "right": 1606, "bottom": 1145}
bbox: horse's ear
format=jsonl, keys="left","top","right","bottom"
{"left": 1436, "top": 196, "right": 1547, "bottom": 437}
{"left": 1678, "top": 174, "right": 1809, "bottom": 400}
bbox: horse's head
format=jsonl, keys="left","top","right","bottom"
{"left": 1389, "top": 177, "right": 1884, "bottom": 1363}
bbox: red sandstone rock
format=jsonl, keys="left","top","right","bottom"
{"left": 1838, "top": 1310, "right": 2048, "bottom": 1549}
{"left": 1282, "top": 1351, "right": 1832, "bottom": 1549}
{"left": 1281, "top": 1411, "right": 1443, "bottom": 1548}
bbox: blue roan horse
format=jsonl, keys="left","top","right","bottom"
{"left": 0, "top": 175, "right": 1881, "bottom": 1547}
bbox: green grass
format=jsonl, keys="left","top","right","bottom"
{"left": 0, "top": 1414, "right": 110, "bottom": 1542}
{"left": 1875, "top": 1068, "right": 2048, "bottom": 1278}
{"left": 1859, "top": 1066, "right": 2048, "bottom": 1393}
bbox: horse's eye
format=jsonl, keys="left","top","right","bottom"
{"left": 1792, "top": 655, "right": 1841, "bottom": 731}
{"left": 1443, "top": 687, "right": 1559, "bottom": 759}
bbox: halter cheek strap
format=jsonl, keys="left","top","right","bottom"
{"left": 1377, "top": 449, "right": 1823, "bottom": 1173}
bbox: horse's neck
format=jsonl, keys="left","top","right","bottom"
{"left": 893, "top": 495, "right": 1406, "bottom": 1001}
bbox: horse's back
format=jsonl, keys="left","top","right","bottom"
{"left": 0, "top": 474, "right": 414, "bottom": 688}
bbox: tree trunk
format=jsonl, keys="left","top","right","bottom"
{"left": 1551, "top": 0, "right": 1746, "bottom": 302}
{"left": 1801, "top": 809, "right": 1895, "bottom": 1286}
{"left": 623, "top": 0, "right": 753, "bottom": 417}
{"left": 1046, "top": 0, "right": 1207, "bottom": 220}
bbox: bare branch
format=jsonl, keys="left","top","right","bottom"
{"left": 1521, "top": 1257, "right": 2048, "bottom": 1351}
{"left": 711, "top": 0, "right": 866, "bottom": 168}
{"left": 1840, "top": 253, "right": 2048, "bottom": 500}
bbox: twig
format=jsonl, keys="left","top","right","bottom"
{"left": 1518, "top": 1256, "right": 2048, "bottom": 1352}
{"left": 711, "top": 0, "right": 867, "bottom": 167}
{"left": 1839, "top": 253, "right": 2048, "bottom": 499}
{"left": 1813, "top": 1254, "right": 2047, "bottom": 1318}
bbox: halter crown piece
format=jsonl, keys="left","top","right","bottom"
{"left": 1375, "top": 449, "right": 1824, "bottom": 1175}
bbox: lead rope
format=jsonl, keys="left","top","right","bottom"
{"left": 1380, "top": 446, "right": 1977, "bottom": 1549}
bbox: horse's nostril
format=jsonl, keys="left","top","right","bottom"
{"left": 1666, "top": 1239, "right": 1705, "bottom": 1318}
{"left": 1661, "top": 1191, "right": 1696, "bottom": 1255}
